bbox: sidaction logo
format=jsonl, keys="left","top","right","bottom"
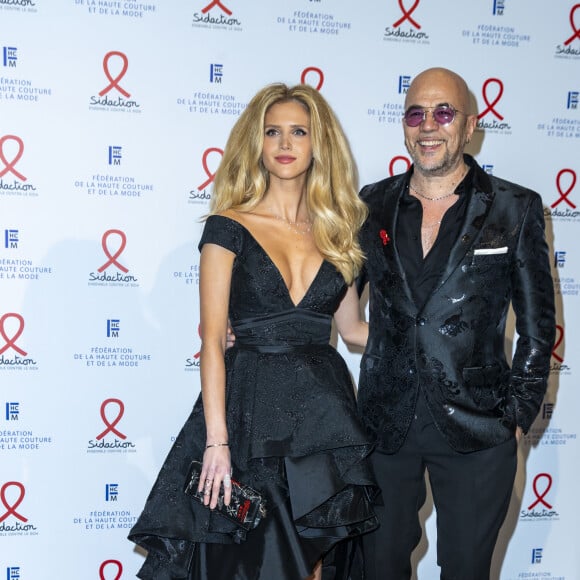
{"left": 476, "top": 78, "right": 512, "bottom": 132}
{"left": 384, "top": 0, "right": 429, "bottom": 42}
{"left": 520, "top": 473, "right": 559, "bottom": 521}
{"left": 193, "top": 0, "right": 242, "bottom": 28}
{"left": 0, "top": 134, "right": 37, "bottom": 196}
{"left": 550, "top": 325, "right": 570, "bottom": 373}
{"left": 0, "top": 481, "right": 38, "bottom": 534}
{"left": 0, "top": 312, "right": 37, "bottom": 369}
{"left": 0, "top": 0, "right": 37, "bottom": 8}
{"left": 88, "top": 229, "right": 139, "bottom": 285}
{"left": 87, "top": 398, "right": 136, "bottom": 452}
{"left": 189, "top": 147, "right": 222, "bottom": 203}
{"left": 89, "top": 51, "right": 141, "bottom": 110}
{"left": 546, "top": 168, "right": 580, "bottom": 221}
{"left": 556, "top": 4, "right": 580, "bottom": 57}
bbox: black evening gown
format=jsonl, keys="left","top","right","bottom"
{"left": 128, "top": 215, "right": 378, "bottom": 579}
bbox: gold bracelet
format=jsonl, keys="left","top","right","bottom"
{"left": 205, "top": 442, "right": 229, "bottom": 448}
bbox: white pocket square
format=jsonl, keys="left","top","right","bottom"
{"left": 474, "top": 246, "right": 508, "bottom": 255}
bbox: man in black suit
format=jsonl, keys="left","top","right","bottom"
{"left": 358, "top": 67, "right": 555, "bottom": 579}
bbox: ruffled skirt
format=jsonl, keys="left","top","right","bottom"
{"left": 129, "top": 345, "right": 378, "bottom": 579}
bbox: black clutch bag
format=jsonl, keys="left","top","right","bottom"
{"left": 183, "top": 461, "right": 267, "bottom": 531}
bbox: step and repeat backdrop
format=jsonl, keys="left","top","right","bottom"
{"left": 1, "top": 1, "right": 579, "bottom": 578}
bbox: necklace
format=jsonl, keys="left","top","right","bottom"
{"left": 410, "top": 184, "right": 456, "bottom": 202}
{"left": 420, "top": 216, "right": 445, "bottom": 256}
{"left": 267, "top": 208, "right": 312, "bottom": 236}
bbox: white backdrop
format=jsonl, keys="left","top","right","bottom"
{"left": 1, "top": 1, "right": 579, "bottom": 579}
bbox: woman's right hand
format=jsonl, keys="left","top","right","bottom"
{"left": 226, "top": 324, "right": 236, "bottom": 349}
{"left": 197, "top": 445, "right": 232, "bottom": 509}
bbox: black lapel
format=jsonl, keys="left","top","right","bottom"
{"left": 379, "top": 175, "right": 417, "bottom": 310}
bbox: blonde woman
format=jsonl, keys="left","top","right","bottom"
{"left": 129, "top": 84, "right": 377, "bottom": 580}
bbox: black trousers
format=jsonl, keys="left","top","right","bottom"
{"left": 362, "top": 395, "right": 517, "bottom": 580}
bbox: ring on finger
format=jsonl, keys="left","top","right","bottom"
{"left": 223, "top": 474, "right": 232, "bottom": 488}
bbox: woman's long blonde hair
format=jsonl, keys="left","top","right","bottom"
{"left": 210, "top": 83, "right": 367, "bottom": 284}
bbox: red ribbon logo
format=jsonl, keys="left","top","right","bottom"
{"left": 300, "top": 67, "right": 324, "bottom": 91}
{"left": 193, "top": 324, "right": 202, "bottom": 360}
{"left": 99, "top": 51, "right": 131, "bottom": 98}
{"left": 552, "top": 168, "right": 577, "bottom": 209}
{"left": 0, "top": 481, "right": 28, "bottom": 523}
{"left": 0, "top": 135, "right": 27, "bottom": 181}
{"left": 389, "top": 155, "right": 411, "bottom": 177}
{"left": 552, "top": 325, "right": 564, "bottom": 363}
{"left": 99, "top": 560, "right": 123, "bottom": 580}
{"left": 478, "top": 78, "right": 505, "bottom": 120}
{"left": 197, "top": 147, "right": 224, "bottom": 190}
{"left": 0, "top": 313, "right": 27, "bottom": 356}
{"left": 97, "top": 398, "right": 127, "bottom": 440}
{"left": 527, "top": 473, "right": 554, "bottom": 510}
{"left": 201, "top": 0, "right": 232, "bottom": 15}
{"left": 393, "top": 0, "right": 421, "bottom": 29}
{"left": 564, "top": 4, "right": 580, "bottom": 45}
{"left": 98, "top": 229, "right": 129, "bottom": 273}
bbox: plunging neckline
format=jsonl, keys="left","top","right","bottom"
{"left": 214, "top": 215, "right": 327, "bottom": 309}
